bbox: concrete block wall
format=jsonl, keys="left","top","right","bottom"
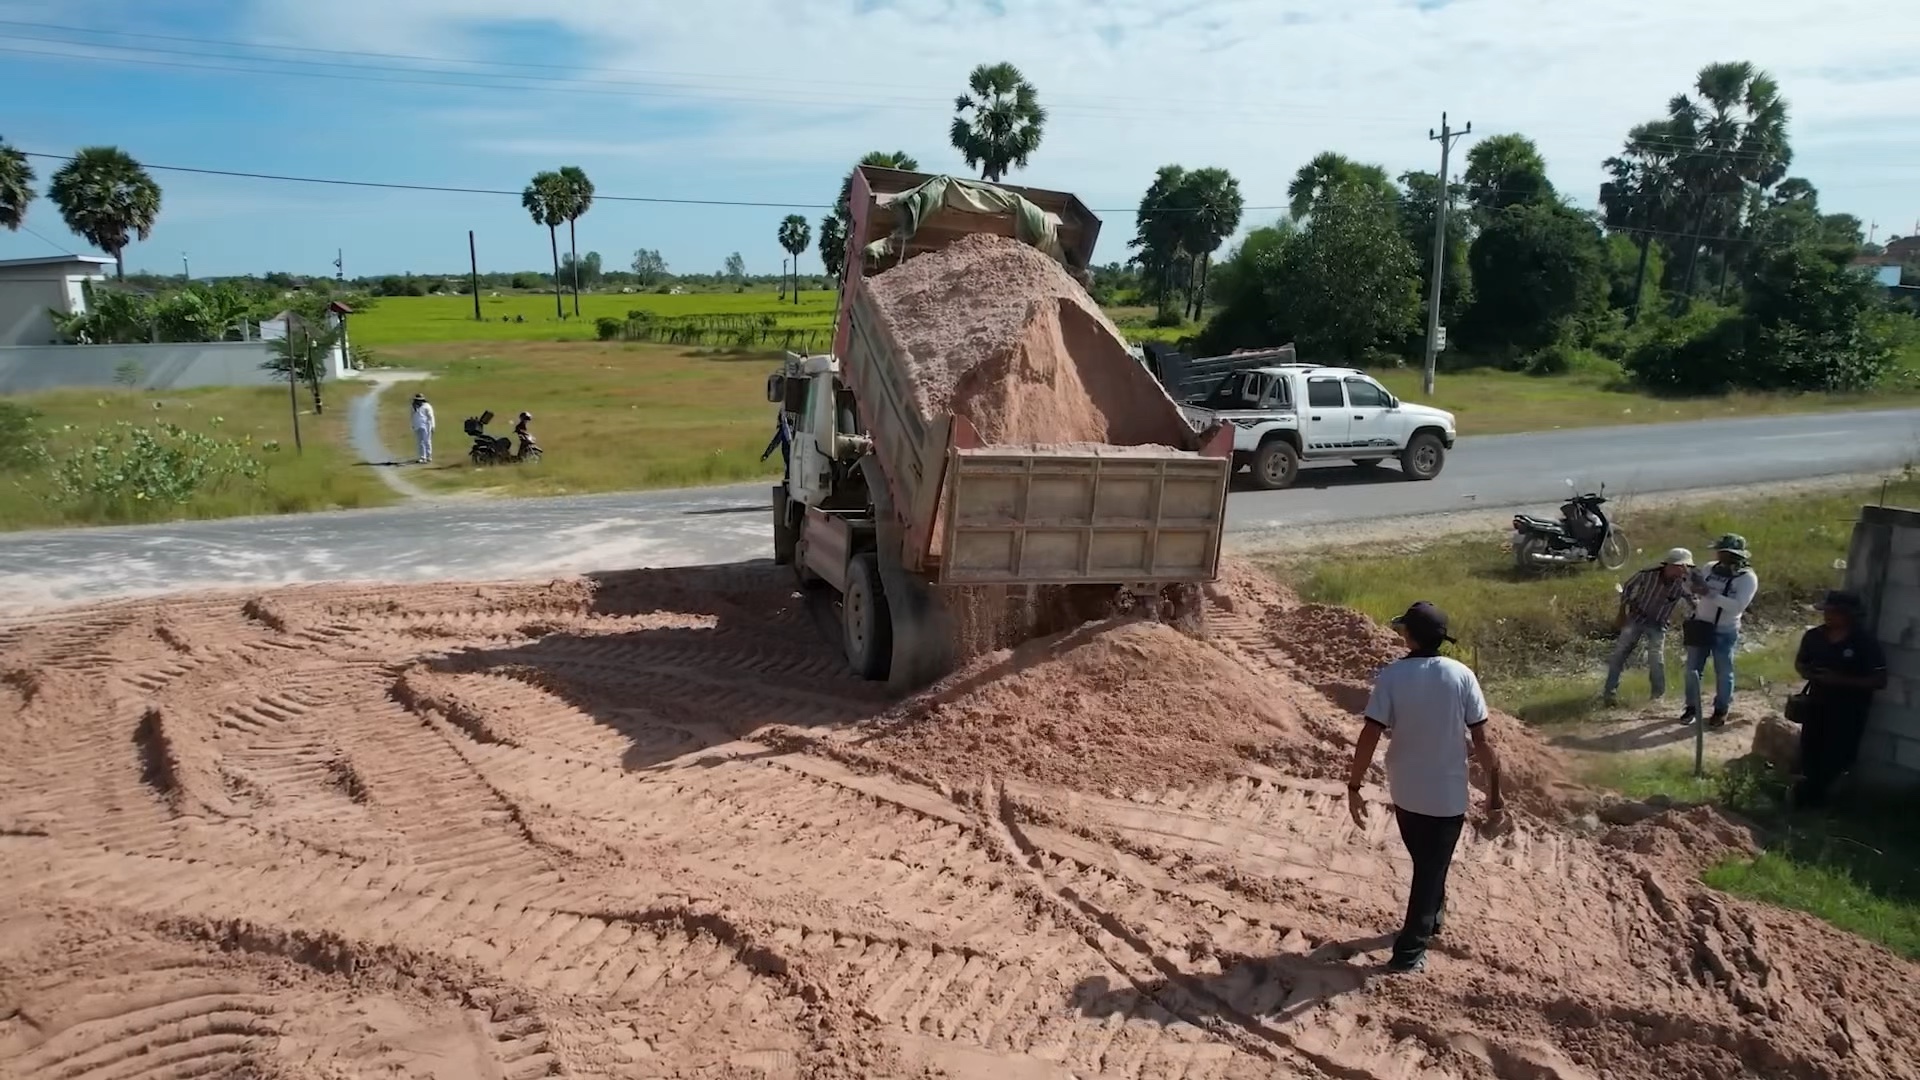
{"left": 0, "top": 341, "right": 357, "bottom": 395}
{"left": 1844, "top": 505, "right": 1920, "bottom": 790}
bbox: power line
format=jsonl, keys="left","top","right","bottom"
{"left": 16, "top": 222, "right": 74, "bottom": 255}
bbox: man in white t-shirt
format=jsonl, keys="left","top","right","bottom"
{"left": 1346, "top": 601, "right": 1506, "bottom": 973}
{"left": 410, "top": 393, "right": 436, "bottom": 464}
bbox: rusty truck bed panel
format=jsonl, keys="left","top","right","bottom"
{"left": 937, "top": 446, "right": 1229, "bottom": 585}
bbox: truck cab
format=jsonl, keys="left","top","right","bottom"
{"left": 1181, "top": 364, "right": 1457, "bottom": 490}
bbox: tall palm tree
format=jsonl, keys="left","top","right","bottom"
{"left": 0, "top": 136, "right": 34, "bottom": 232}
{"left": 1286, "top": 152, "right": 1390, "bottom": 222}
{"left": 1599, "top": 119, "right": 1683, "bottom": 324}
{"left": 1664, "top": 61, "right": 1791, "bottom": 298}
{"left": 950, "top": 62, "right": 1045, "bottom": 183}
{"left": 777, "top": 215, "right": 811, "bottom": 305}
{"left": 817, "top": 215, "right": 848, "bottom": 281}
{"left": 558, "top": 165, "right": 594, "bottom": 316}
{"left": 1179, "top": 168, "right": 1245, "bottom": 320}
{"left": 837, "top": 151, "right": 920, "bottom": 222}
{"left": 47, "top": 147, "right": 162, "bottom": 279}
{"left": 522, "top": 171, "right": 572, "bottom": 318}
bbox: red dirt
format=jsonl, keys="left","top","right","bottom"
{"left": 3, "top": 562, "right": 1917, "bottom": 1080}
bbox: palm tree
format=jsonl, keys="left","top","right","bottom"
{"left": 47, "top": 147, "right": 162, "bottom": 279}
{"left": 522, "top": 171, "right": 572, "bottom": 318}
{"left": 1462, "top": 133, "right": 1555, "bottom": 219}
{"left": 817, "top": 215, "right": 848, "bottom": 281}
{"left": 837, "top": 150, "right": 920, "bottom": 219}
{"left": 0, "top": 137, "right": 34, "bottom": 231}
{"left": 1286, "top": 152, "right": 1391, "bottom": 222}
{"left": 1663, "top": 61, "right": 1791, "bottom": 298}
{"left": 950, "top": 62, "right": 1045, "bottom": 183}
{"left": 1179, "top": 167, "right": 1245, "bottom": 320}
{"left": 558, "top": 166, "right": 594, "bottom": 316}
{"left": 1600, "top": 120, "right": 1683, "bottom": 324}
{"left": 777, "top": 215, "right": 811, "bottom": 304}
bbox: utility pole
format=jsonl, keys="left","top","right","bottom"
{"left": 181, "top": 252, "right": 190, "bottom": 282}
{"left": 1422, "top": 112, "right": 1470, "bottom": 397}
{"left": 469, "top": 231, "right": 483, "bottom": 321}
{"left": 334, "top": 249, "right": 345, "bottom": 283}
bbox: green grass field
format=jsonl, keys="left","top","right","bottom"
{"left": 0, "top": 383, "right": 396, "bottom": 531}
{"left": 1269, "top": 475, "right": 1919, "bottom": 722}
{"left": 351, "top": 291, "right": 837, "bottom": 347}
{"left": 376, "top": 342, "right": 778, "bottom": 496}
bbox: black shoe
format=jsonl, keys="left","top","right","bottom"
{"left": 1602, "top": 694, "right": 1620, "bottom": 708}
{"left": 1386, "top": 952, "right": 1427, "bottom": 974}
{"left": 1679, "top": 708, "right": 1699, "bottom": 726}
{"left": 1707, "top": 713, "right": 1728, "bottom": 730}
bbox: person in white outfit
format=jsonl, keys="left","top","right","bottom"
{"left": 410, "top": 393, "right": 436, "bottom": 464}
{"left": 1680, "top": 533, "right": 1759, "bottom": 728}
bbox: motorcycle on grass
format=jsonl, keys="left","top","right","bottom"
{"left": 1508, "top": 480, "right": 1630, "bottom": 571}
{"left": 465, "top": 411, "right": 544, "bottom": 467}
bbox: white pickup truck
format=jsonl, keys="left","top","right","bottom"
{"left": 1177, "top": 363, "right": 1458, "bottom": 490}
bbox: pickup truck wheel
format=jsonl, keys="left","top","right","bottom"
{"left": 1250, "top": 439, "right": 1300, "bottom": 490}
{"left": 843, "top": 553, "right": 892, "bottom": 680}
{"left": 1400, "top": 433, "right": 1445, "bottom": 481}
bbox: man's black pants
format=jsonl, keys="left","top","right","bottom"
{"left": 1796, "top": 705, "right": 1870, "bottom": 807}
{"left": 1393, "top": 805, "right": 1465, "bottom": 962}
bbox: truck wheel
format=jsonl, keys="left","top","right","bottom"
{"left": 1249, "top": 439, "right": 1300, "bottom": 490}
{"left": 843, "top": 553, "right": 892, "bottom": 681}
{"left": 771, "top": 487, "right": 796, "bottom": 566}
{"left": 1400, "top": 433, "right": 1445, "bottom": 481}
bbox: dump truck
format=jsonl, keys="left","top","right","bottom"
{"left": 766, "top": 166, "right": 1234, "bottom": 690}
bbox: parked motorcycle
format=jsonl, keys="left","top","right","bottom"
{"left": 464, "top": 411, "right": 543, "bottom": 466}
{"left": 1510, "top": 482, "right": 1630, "bottom": 571}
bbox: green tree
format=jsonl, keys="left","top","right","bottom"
{"left": 1285, "top": 152, "right": 1392, "bottom": 222}
{"left": 1664, "top": 61, "right": 1793, "bottom": 299}
{"left": 1193, "top": 218, "right": 1298, "bottom": 353}
{"left": 630, "top": 249, "right": 668, "bottom": 286}
{"left": 1464, "top": 202, "right": 1609, "bottom": 357}
{"left": 1396, "top": 170, "right": 1473, "bottom": 336}
{"left": 1268, "top": 184, "right": 1421, "bottom": 362}
{"left": 0, "top": 136, "right": 34, "bottom": 231}
{"left": 777, "top": 215, "right": 811, "bottom": 304}
{"left": 723, "top": 252, "right": 746, "bottom": 282}
{"left": 521, "top": 171, "right": 571, "bottom": 318}
{"left": 1463, "top": 133, "right": 1555, "bottom": 221}
{"left": 47, "top": 147, "right": 162, "bottom": 279}
{"left": 1129, "top": 165, "right": 1194, "bottom": 319}
{"left": 558, "top": 166, "right": 594, "bottom": 315}
{"left": 1599, "top": 120, "right": 1684, "bottom": 324}
{"left": 817, "top": 215, "right": 848, "bottom": 281}
{"left": 1178, "top": 167, "right": 1245, "bottom": 320}
{"left": 1741, "top": 243, "right": 1894, "bottom": 391}
{"left": 1603, "top": 233, "right": 1665, "bottom": 312}
{"left": 950, "top": 62, "right": 1044, "bottom": 183}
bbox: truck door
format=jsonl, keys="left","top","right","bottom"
{"left": 792, "top": 375, "right": 833, "bottom": 503}
{"left": 1342, "top": 376, "right": 1396, "bottom": 452}
{"left": 1303, "top": 376, "right": 1346, "bottom": 451}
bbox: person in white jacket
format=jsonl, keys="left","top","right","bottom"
{"left": 410, "top": 393, "right": 436, "bottom": 464}
{"left": 1680, "top": 533, "right": 1758, "bottom": 728}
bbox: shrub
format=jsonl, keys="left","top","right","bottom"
{"left": 0, "top": 402, "right": 43, "bottom": 471}
{"left": 1622, "top": 303, "right": 1747, "bottom": 394}
{"left": 41, "top": 421, "right": 263, "bottom": 521}
{"left": 595, "top": 316, "right": 623, "bottom": 341}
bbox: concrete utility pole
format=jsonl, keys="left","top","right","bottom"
{"left": 1422, "top": 112, "right": 1470, "bottom": 397}
{"left": 469, "top": 231, "right": 483, "bottom": 321}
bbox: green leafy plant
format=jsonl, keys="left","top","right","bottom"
{"left": 40, "top": 421, "right": 262, "bottom": 522}
{"left": 112, "top": 359, "right": 144, "bottom": 392}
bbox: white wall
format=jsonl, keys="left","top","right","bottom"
{"left": 0, "top": 273, "right": 75, "bottom": 347}
{"left": 1845, "top": 505, "right": 1920, "bottom": 790}
{"left": 0, "top": 342, "right": 326, "bottom": 394}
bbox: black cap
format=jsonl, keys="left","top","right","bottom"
{"left": 1818, "top": 590, "right": 1864, "bottom": 614}
{"left": 1391, "top": 601, "right": 1455, "bottom": 644}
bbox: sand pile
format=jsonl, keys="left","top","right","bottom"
{"left": 855, "top": 617, "right": 1340, "bottom": 794}
{"left": 864, "top": 232, "right": 1187, "bottom": 448}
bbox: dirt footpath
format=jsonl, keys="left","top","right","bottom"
{"left": 1, "top": 564, "right": 1915, "bottom": 1080}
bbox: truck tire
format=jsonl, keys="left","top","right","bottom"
{"left": 843, "top": 552, "right": 892, "bottom": 681}
{"left": 771, "top": 487, "right": 796, "bottom": 566}
{"left": 1249, "top": 439, "right": 1300, "bottom": 490}
{"left": 1400, "top": 433, "right": 1445, "bottom": 481}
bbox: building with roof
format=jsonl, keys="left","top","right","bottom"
{"left": 0, "top": 254, "right": 116, "bottom": 347}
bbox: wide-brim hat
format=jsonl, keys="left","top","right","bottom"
{"left": 1710, "top": 533, "right": 1750, "bottom": 559}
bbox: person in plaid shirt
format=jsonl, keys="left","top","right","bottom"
{"left": 1602, "top": 548, "right": 1695, "bottom": 707}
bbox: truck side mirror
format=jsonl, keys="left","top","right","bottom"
{"left": 766, "top": 373, "right": 785, "bottom": 404}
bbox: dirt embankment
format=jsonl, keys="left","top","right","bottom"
{"left": 2, "top": 562, "right": 1916, "bottom": 1080}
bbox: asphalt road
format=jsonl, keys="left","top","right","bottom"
{"left": 3, "top": 407, "right": 1915, "bottom": 613}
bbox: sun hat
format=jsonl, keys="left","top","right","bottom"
{"left": 1710, "top": 533, "right": 1750, "bottom": 559}
{"left": 1390, "top": 601, "right": 1456, "bottom": 645}
{"left": 1662, "top": 547, "right": 1695, "bottom": 567}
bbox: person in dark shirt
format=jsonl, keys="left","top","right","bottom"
{"left": 513, "top": 411, "right": 537, "bottom": 458}
{"left": 1792, "top": 590, "right": 1888, "bottom": 807}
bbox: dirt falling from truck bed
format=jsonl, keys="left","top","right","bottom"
{"left": 3, "top": 563, "right": 1918, "bottom": 1080}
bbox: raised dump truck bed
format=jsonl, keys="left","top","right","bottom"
{"left": 772, "top": 165, "right": 1232, "bottom": 688}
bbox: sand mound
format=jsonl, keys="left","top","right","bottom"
{"left": 855, "top": 618, "right": 1334, "bottom": 794}
{"left": 1602, "top": 803, "right": 1762, "bottom": 873}
{"left": 865, "top": 233, "right": 1187, "bottom": 449}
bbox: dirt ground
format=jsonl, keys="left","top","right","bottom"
{"left": 2, "top": 563, "right": 1917, "bottom": 1080}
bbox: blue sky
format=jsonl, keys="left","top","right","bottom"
{"left": 1, "top": 0, "right": 1916, "bottom": 279}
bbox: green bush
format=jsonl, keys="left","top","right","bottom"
{"left": 594, "top": 316, "right": 623, "bottom": 341}
{"left": 0, "top": 402, "right": 43, "bottom": 471}
{"left": 1622, "top": 303, "right": 1747, "bottom": 393}
{"left": 40, "top": 421, "right": 264, "bottom": 522}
